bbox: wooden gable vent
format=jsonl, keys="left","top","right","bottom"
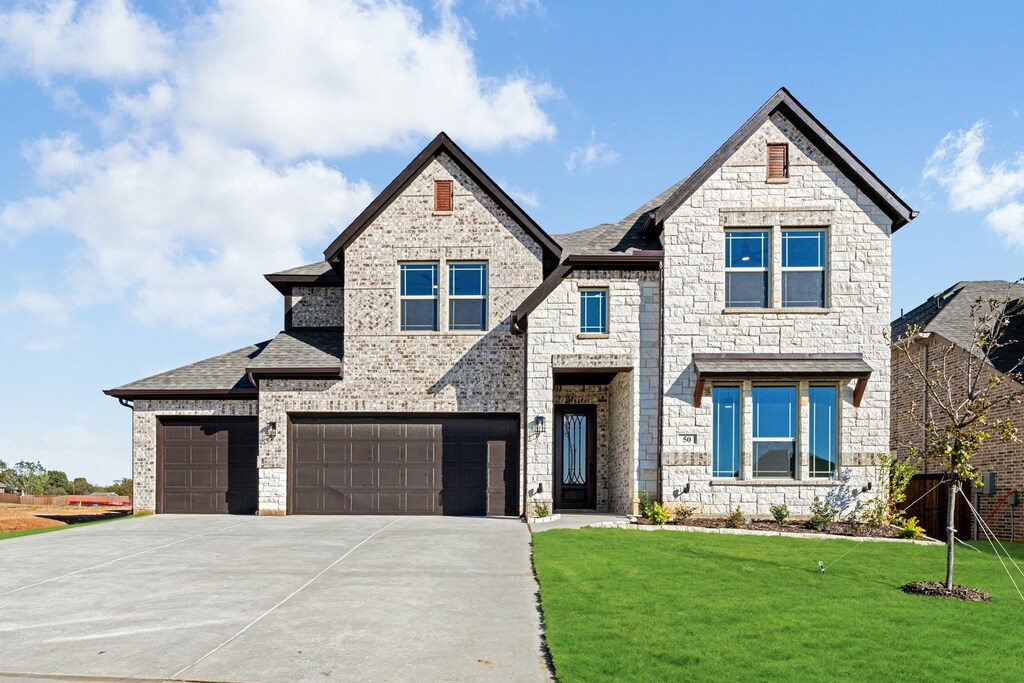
{"left": 434, "top": 179, "right": 453, "bottom": 212}
{"left": 767, "top": 143, "right": 789, "bottom": 180}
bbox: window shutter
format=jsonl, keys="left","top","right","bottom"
{"left": 767, "top": 143, "right": 788, "bottom": 180}
{"left": 434, "top": 179, "right": 453, "bottom": 212}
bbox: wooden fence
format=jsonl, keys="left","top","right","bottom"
{"left": 0, "top": 493, "right": 129, "bottom": 506}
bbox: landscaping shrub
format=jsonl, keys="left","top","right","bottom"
{"left": 647, "top": 501, "right": 671, "bottom": 526}
{"left": 860, "top": 453, "right": 920, "bottom": 529}
{"left": 724, "top": 507, "right": 745, "bottom": 528}
{"left": 806, "top": 496, "right": 837, "bottom": 530}
{"left": 770, "top": 504, "right": 790, "bottom": 525}
{"left": 532, "top": 502, "right": 550, "bottom": 518}
{"left": 638, "top": 490, "right": 653, "bottom": 519}
{"left": 897, "top": 516, "right": 925, "bottom": 539}
{"left": 673, "top": 504, "right": 696, "bottom": 524}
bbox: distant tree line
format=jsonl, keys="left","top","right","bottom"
{"left": 0, "top": 460, "right": 131, "bottom": 498}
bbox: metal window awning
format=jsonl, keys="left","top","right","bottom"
{"left": 692, "top": 353, "right": 873, "bottom": 408}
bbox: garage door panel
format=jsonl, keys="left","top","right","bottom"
{"left": 158, "top": 418, "right": 258, "bottom": 515}
{"left": 289, "top": 416, "right": 517, "bottom": 515}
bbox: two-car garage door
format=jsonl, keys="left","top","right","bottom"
{"left": 289, "top": 415, "right": 520, "bottom": 516}
{"left": 157, "top": 415, "right": 519, "bottom": 516}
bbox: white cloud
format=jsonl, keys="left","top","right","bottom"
{"left": 501, "top": 181, "right": 540, "bottom": 209}
{"left": 0, "top": 0, "right": 557, "bottom": 339}
{"left": 172, "top": 0, "right": 555, "bottom": 157}
{"left": 487, "top": 0, "right": 543, "bottom": 18}
{"left": 566, "top": 128, "right": 620, "bottom": 172}
{"left": 0, "top": 0, "right": 170, "bottom": 80}
{"left": 1, "top": 133, "right": 373, "bottom": 336}
{"left": 924, "top": 121, "right": 1024, "bottom": 247}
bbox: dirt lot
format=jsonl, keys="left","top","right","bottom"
{"left": 0, "top": 503, "right": 127, "bottom": 533}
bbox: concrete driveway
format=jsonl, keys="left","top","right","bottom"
{"left": 0, "top": 515, "right": 551, "bottom": 682}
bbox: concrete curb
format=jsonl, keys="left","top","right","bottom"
{"left": 583, "top": 521, "right": 942, "bottom": 545}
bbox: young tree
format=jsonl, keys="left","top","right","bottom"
{"left": 893, "top": 283, "right": 1023, "bottom": 589}
{"left": 107, "top": 478, "right": 133, "bottom": 498}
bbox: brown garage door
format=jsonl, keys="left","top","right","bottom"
{"left": 158, "top": 418, "right": 259, "bottom": 514}
{"left": 289, "top": 415, "right": 519, "bottom": 516}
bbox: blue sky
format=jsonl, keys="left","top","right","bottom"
{"left": 1, "top": 0, "right": 1022, "bottom": 482}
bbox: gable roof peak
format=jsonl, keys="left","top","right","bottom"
{"left": 644, "top": 87, "right": 917, "bottom": 235}
{"left": 322, "top": 132, "right": 560, "bottom": 264}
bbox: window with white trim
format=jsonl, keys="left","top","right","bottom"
{"left": 752, "top": 385, "right": 797, "bottom": 478}
{"left": 782, "top": 229, "right": 827, "bottom": 307}
{"left": 400, "top": 263, "right": 438, "bottom": 331}
{"left": 579, "top": 288, "right": 608, "bottom": 334}
{"left": 448, "top": 262, "right": 488, "bottom": 331}
{"left": 725, "top": 229, "right": 770, "bottom": 308}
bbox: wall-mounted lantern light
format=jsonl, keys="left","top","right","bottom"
{"left": 261, "top": 421, "right": 278, "bottom": 439}
{"left": 533, "top": 415, "right": 546, "bottom": 436}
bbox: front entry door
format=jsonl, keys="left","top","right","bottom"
{"left": 554, "top": 405, "right": 596, "bottom": 510}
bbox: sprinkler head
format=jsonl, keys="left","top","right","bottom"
{"left": 818, "top": 561, "right": 826, "bottom": 574}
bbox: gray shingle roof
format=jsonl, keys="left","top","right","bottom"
{"left": 268, "top": 261, "right": 334, "bottom": 277}
{"left": 107, "top": 343, "right": 268, "bottom": 395}
{"left": 554, "top": 176, "right": 688, "bottom": 258}
{"left": 246, "top": 329, "right": 343, "bottom": 370}
{"left": 891, "top": 280, "right": 1024, "bottom": 377}
{"left": 692, "top": 353, "right": 872, "bottom": 378}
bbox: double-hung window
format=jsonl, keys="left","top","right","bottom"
{"left": 713, "top": 386, "right": 741, "bottom": 477}
{"left": 808, "top": 385, "right": 838, "bottom": 478}
{"left": 781, "top": 229, "right": 827, "bottom": 307}
{"left": 752, "top": 386, "right": 797, "bottom": 478}
{"left": 725, "top": 230, "right": 769, "bottom": 308}
{"left": 449, "top": 263, "right": 488, "bottom": 331}
{"left": 579, "top": 289, "right": 608, "bottom": 334}
{"left": 400, "top": 263, "right": 439, "bottom": 331}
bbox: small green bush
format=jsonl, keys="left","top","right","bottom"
{"left": 647, "top": 501, "right": 671, "bottom": 526}
{"left": 770, "top": 504, "right": 790, "bottom": 525}
{"left": 724, "top": 507, "right": 745, "bottom": 528}
{"left": 673, "top": 504, "right": 696, "bottom": 524}
{"left": 532, "top": 502, "right": 550, "bottom": 518}
{"left": 806, "top": 496, "right": 837, "bottom": 531}
{"left": 897, "top": 516, "right": 925, "bottom": 539}
{"left": 638, "top": 490, "right": 653, "bottom": 519}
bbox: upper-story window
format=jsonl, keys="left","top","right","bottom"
{"left": 579, "top": 288, "right": 608, "bottom": 334}
{"left": 725, "top": 229, "right": 769, "bottom": 308}
{"left": 434, "top": 179, "right": 453, "bottom": 212}
{"left": 449, "top": 263, "right": 488, "bottom": 331}
{"left": 767, "top": 143, "right": 789, "bottom": 180}
{"left": 782, "top": 229, "right": 827, "bottom": 307}
{"left": 400, "top": 263, "right": 439, "bottom": 331}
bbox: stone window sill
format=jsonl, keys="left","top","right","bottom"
{"left": 577, "top": 332, "right": 610, "bottom": 340}
{"left": 765, "top": 178, "right": 790, "bottom": 184}
{"left": 710, "top": 479, "right": 834, "bottom": 487}
{"left": 432, "top": 211, "right": 453, "bottom": 217}
{"left": 722, "top": 307, "right": 831, "bottom": 315}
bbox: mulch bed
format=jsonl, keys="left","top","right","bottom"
{"left": 649, "top": 517, "right": 904, "bottom": 539}
{"left": 901, "top": 581, "right": 992, "bottom": 601}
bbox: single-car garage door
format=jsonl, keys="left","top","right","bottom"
{"left": 158, "top": 418, "right": 259, "bottom": 514}
{"left": 289, "top": 415, "right": 519, "bottom": 516}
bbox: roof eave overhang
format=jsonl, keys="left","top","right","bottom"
{"left": 102, "top": 388, "right": 258, "bottom": 400}
{"left": 511, "top": 252, "right": 664, "bottom": 334}
{"left": 641, "top": 88, "right": 917, "bottom": 238}
{"left": 264, "top": 272, "right": 343, "bottom": 294}
{"left": 322, "top": 132, "right": 562, "bottom": 265}
{"left": 245, "top": 366, "right": 343, "bottom": 379}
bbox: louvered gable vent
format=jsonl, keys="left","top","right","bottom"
{"left": 434, "top": 179, "right": 453, "bottom": 212}
{"left": 767, "top": 143, "right": 789, "bottom": 180}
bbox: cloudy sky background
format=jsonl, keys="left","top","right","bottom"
{"left": 1, "top": 0, "right": 1022, "bottom": 482}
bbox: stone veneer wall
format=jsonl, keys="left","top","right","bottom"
{"left": 290, "top": 286, "right": 343, "bottom": 327}
{"left": 525, "top": 269, "right": 659, "bottom": 513}
{"left": 131, "top": 399, "right": 258, "bottom": 512}
{"left": 256, "top": 153, "right": 544, "bottom": 513}
{"left": 659, "top": 111, "right": 890, "bottom": 516}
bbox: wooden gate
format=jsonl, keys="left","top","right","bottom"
{"left": 899, "top": 474, "right": 973, "bottom": 540}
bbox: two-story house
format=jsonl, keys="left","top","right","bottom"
{"left": 106, "top": 88, "right": 916, "bottom": 517}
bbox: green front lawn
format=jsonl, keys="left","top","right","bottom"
{"left": 533, "top": 529, "right": 1024, "bottom": 682}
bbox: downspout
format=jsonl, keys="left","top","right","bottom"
{"left": 922, "top": 340, "right": 929, "bottom": 474}
{"left": 521, "top": 327, "right": 530, "bottom": 518}
{"left": 115, "top": 397, "right": 135, "bottom": 513}
{"left": 656, "top": 258, "right": 665, "bottom": 504}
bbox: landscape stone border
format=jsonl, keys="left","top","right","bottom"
{"left": 525, "top": 514, "right": 562, "bottom": 525}
{"left": 585, "top": 520, "right": 942, "bottom": 545}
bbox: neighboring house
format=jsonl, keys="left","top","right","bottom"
{"left": 891, "top": 281, "right": 1024, "bottom": 541}
{"left": 106, "top": 88, "right": 916, "bottom": 517}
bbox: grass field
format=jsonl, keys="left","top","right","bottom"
{"left": 532, "top": 529, "right": 1024, "bottom": 683}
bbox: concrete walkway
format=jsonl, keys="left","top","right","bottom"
{"left": 0, "top": 515, "right": 551, "bottom": 682}
{"left": 530, "top": 512, "right": 630, "bottom": 532}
